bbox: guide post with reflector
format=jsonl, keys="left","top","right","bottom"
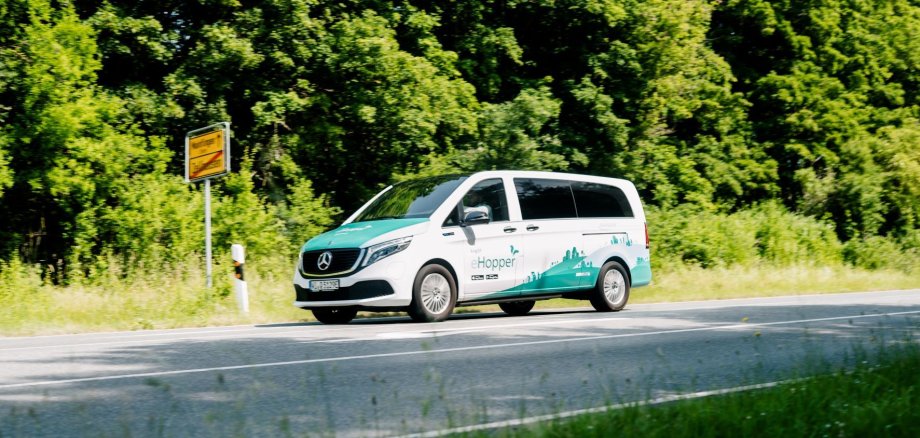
{"left": 231, "top": 244, "right": 249, "bottom": 313}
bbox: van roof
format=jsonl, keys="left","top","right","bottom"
{"left": 467, "top": 170, "right": 634, "bottom": 185}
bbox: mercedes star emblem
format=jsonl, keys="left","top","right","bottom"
{"left": 317, "top": 251, "right": 333, "bottom": 271}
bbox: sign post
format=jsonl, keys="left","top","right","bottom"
{"left": 186, "top": 122, "right": 231, "bottom": 288}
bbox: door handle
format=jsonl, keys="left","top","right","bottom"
{"left": 526, "top": 225, "right": 540, "bottom": 231}
{"left": 503, "top": 226, "right": 517, "bottom": 233}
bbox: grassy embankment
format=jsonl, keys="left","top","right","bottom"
{"left": 467, "top": 343, "right": 920, "bottom": 437}
{"left": 1, "top": 203, "right": 918, "bottom": 336}
{"left": 1, "top": 256, "right": 917, "bottom": 336}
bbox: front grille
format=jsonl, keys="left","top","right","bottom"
{"left": 301, "top": 248, "right": 363, "bottom": 276}
{"left": 295, "top": 281, "right": 394, "bottom": 302}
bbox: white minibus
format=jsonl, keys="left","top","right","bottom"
{"left": 293, "top": 171, "right": 651, "bottom": 324}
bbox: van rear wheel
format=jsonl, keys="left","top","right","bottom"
{"left": 312, "top": 307, "right": 358, "bottom": 324}
{"left": 590, "top": 261, "right": 630, "bottom": 312}
{"left": 408, "top": 264, "right": 457, "bottom": 322}
{"left": 499, "top": 301, "right": 535, "bottom": 316}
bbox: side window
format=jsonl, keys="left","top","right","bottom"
{"left": 571, "top": 182, "right": 634, "bottom": 218}
{"left": 443, "top": 179, "right": 509, "bottom": 226}
{"left": 514, "top": 178, "right": 578, "bottom": 220}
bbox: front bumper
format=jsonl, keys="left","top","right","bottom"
{"left": 292, "top": 256, "right": 413, "bottom": 308}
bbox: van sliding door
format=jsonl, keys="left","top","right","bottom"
{"left": 513, "top": 178, "right": 589, "bottom": 294}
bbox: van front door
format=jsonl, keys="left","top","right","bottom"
{"left": 442, "top": 178, "right": 523, "bottom": 300}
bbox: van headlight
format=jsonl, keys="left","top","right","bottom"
{"left": 363, "top": 237, "right": 412, "bottom": 267}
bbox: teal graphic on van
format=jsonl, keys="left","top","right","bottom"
{"left": 476, "top": 243, "right": 651, "bottom": 300}
{"left": 632, "top": 256, "right": 652, "bottom": 286}
{"left": 478, "top": 247, "right": 593, "bottom": 300}
{"left": 302, "top": 218, "right": 427, "bottom": 251}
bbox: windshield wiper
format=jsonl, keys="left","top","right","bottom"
{"left": 364, "top": 215, "right": 404, "bottom": 221}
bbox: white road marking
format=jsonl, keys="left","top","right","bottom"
{"left": 374, "top": 332, "right": 432, "bottom": 340}
{"left": 0, "top": 328, "right": 338, "bottom": 353}
{"left": 1, "top": 309, "right": 917, "bottom": 391}
{"left": 395, "top": 378, "right": 806, "bottom": 438}
{"left": 310, "top": 316, "right": 633, "bottom": 344}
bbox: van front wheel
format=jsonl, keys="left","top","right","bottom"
{"left": 408, "top": 264, "right": 457, "bottom": 322}
{"left": 590, "top": 261, "right": 630, "bottom": 312}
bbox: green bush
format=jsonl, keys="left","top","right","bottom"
{"left": 741, "top": 203, "right": 842, "bottom": 266}
{"left": 649, "top": 204, "right": 758, "bottom": 268}
{"left": 0, "top": 257, "right": 44, "bottom": 299}
{"left": 844, "top": 234, "right": 920, "bottom": 274}
{"left": 0, "top": 257, "right": 48, "bottom": 330}
{"left": 648, "top": 203, "right": 842, "bottom": 269}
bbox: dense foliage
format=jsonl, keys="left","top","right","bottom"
{"left": 0, "top": 0, "right": 917, "bottom": 280}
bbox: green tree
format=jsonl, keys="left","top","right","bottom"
{"left": 0, "top": 2, "right": 141, "bottom": 263}
{"left": 424, "top": 0, "right": 778, "bottom": 209}
{"left": 408, "top": 85, "right": 579, "bottom": 175}
{"left": 245, "top": 6, "right": 479, "bottom": 210}
{"left": 0, "top": 1, "right": 339, "bottom": 278}
{"left": 711, "top": 0, "right": 920, "bottom": 238}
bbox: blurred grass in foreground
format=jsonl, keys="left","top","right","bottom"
{"left": 475, "top": 343, "right": 920, "bottom": 438}
{"left": 1, "top": 256, "right": 918, "bottom": 336}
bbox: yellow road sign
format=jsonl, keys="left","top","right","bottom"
{"left": 185, "top": 124, "right": 230, "bottom": 182}
{"left": 189, "top": 130, "right": 224, "bottom": 158}
{"left": 189, "top": 150, "right": 226, "bottom": 179}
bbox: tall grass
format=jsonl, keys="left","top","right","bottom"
{"left": 0, "top": 255, "right": 305, "bottom": 336}
{"left": 632, "top": 264, "right": 920, "bottom": 303}
{"left": 481, "top": 344, "right": 920, "bottom": 437}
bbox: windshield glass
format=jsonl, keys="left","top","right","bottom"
{"left": 353, "top": 175, "right": 468, "bottom": 222}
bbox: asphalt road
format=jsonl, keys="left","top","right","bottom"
{"left": 2, "top": 290, "right": 919, "bottom": 437}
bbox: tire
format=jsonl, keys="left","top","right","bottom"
{"left": 590, "top": 261, "right": 630, "bottom": 312}
{"left": 312, "top": 307, "right": 358, "bottom": 324}
{"left": 407, "top": 264, "right": 457, "bottom": 322}
{"left": 499, "top": 300, "right": 535, "bottom": 316}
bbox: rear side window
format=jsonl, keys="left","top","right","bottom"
{"left": 514, "top": 178, "right": 577, "bottom": 220}
{"left": 571, "top": 182, "right": 634, "bottom": 218}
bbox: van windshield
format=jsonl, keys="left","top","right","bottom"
{"left": 353, "top": 175, "right": 468, "bottom": 222}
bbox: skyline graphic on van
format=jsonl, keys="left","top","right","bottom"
{"left": 475, "top": 235, "right": 651, "bottom": 301}
{"left": 474, "top": 246, "right": 593, "bottom": 300}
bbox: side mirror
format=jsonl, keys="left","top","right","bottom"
{"left": 461, "top": 209, "right": 490, "bottom": 226}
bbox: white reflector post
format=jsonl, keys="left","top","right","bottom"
{"left": 231, "top": 244, "right": 249, "bottom": 313}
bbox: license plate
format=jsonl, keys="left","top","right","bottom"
{"left": 310, "top": 280, "right": 340, "bottom": 291}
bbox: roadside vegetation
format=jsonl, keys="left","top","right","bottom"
{"left": 476, "top": 344, "right": 920, "bottom": 438}
{"left": 2, "top": 201, "right": 917, "bottom": 335}
{"left": 1, "top": 1, "right": 919, "bottom": 335}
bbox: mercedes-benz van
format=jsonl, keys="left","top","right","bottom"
{"left": 293, "top": 171, "right": 651, "bottom": 324}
